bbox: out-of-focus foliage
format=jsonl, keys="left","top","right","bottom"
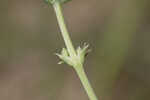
{"left": 0, "top": 0, "right": 150, "bottom": 100}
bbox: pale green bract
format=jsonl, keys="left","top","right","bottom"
{"left": 56, "top": 44, "right": 89, "bottom": 67}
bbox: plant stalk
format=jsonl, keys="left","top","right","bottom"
{"left": 53, "top": 1, "right": 98, "bottom": 100}
{"left": 75, "top": 66, "right": 98, "bottom": 100}
{"left": 53, "top": 2, "right": 76, "bottom": 58}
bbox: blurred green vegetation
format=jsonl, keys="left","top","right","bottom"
{"left": 0, "top": 0, "right": 150, "bottom": 100}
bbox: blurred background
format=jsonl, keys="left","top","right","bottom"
{"left": 0, "top": 0, "right": 150, "bottom": 100}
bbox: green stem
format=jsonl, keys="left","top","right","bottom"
{"left": 75, "top": 66, "right": 98, "bottom": 100}
{"left": 52, "top": 1, "right": 98, "bottom": 100}
{"left": 53, "top": 2, "right": 76, "bottom": 58}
